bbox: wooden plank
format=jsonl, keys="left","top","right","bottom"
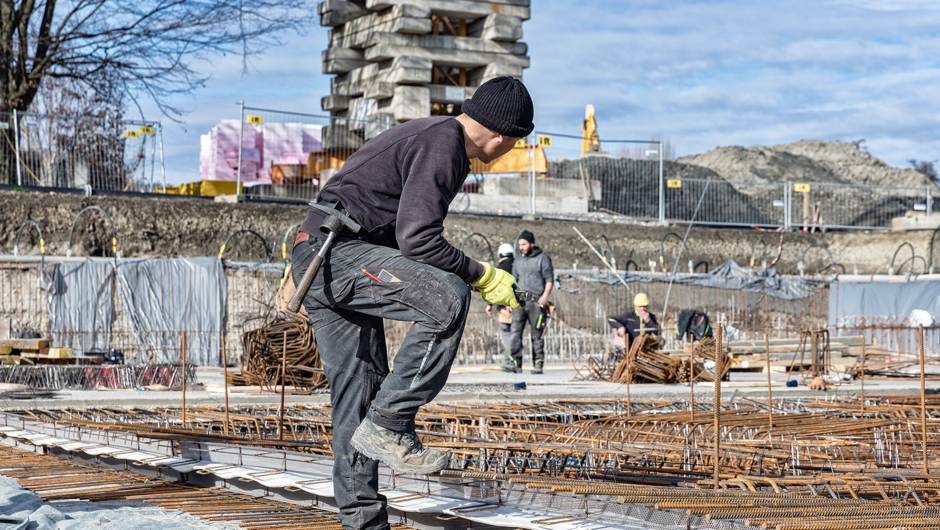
{"left": 0, "top": 338, "right": 50, "bottom": 350}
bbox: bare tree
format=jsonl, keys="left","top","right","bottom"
{"left": 0, "top": 0, "right": 313, "bottom": 117}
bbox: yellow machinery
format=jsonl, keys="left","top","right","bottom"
{"left": 582, "top": 104, "right": 600, "bottom": 157}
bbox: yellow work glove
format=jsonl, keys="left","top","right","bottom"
{"left": 472, "top": 262, "right": 522, "bottom": 309}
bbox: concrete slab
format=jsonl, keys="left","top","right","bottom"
{"left": 0, "top": 365, "right": 928, "bottom": 410}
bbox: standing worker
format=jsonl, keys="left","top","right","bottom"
{"left": 506, "top": 231, "right": 554, "bottom": 374}
{"left": 291, "top": 77, "right": 534, "bottom": 530}
{"left": 486, "top": 243, "right": 516, "bottom": 363}
{"left": 608, "top": 293, "right": 660, "bottom": 350}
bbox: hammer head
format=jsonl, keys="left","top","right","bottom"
{"left": 318, "top": 206, "right": 361, "bottom": 236}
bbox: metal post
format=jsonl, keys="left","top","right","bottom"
{"left": 658, "top": 142, "right": 665, "bottom": 222}
{"left": 713, "top": 323, "right": 724, "bottom": 487}
{"left": 236, "top": 101, "right": 245, "bottom": 197}
{"left": 279, "top": 331, "right": 288, "bottom": 441}
{"left": 766, "top": 333, "right": 773, "bottom": 434}
{"left": 222, "top": 330, "right": 230, "bottom": 436}
{"left": 860, "top": 342, "right": 866, "bottom": 410}
{"left": 689, "top": 337, "right": 695, "bottom": 422}
{"left": 12, "top": 109, "right": 22, "bottom": 186}
{"left": 181, "top": 331, "right": 187, "bottom": 427}
{"left": 785, "top": 182, "right": 792, "bottom": 228}
{"left": 919, "top": 324, "right": 928, "bottom": 474}
{"left": 158, "top": 123, "right": 167, "bottom": 192}
{"left": 528, "top": 134, "right": 535, "bottom": 215}
{"left": 927, "top": 188, "right": 933, "bottom": 218}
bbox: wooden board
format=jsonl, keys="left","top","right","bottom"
{"left": 0, "top": 338, "right": 50, "bottom": 350}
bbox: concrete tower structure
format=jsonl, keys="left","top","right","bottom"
{"left": 318, "top": 0, "right": 530, "bottom": 149}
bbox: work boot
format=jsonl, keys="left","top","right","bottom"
{"left": 501, "top": 359, "right": 522, "bottom": 373}
{"left": 350, "top": 418, "right": 448, "bottom": 475}
{"left": 531, "top": 360, "right": 543, "bottom": 374}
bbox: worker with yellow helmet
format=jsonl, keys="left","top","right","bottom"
{"left": 607, "top": 292, "right": 660, "bottom": 350}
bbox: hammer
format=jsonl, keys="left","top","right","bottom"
{"left": 286, "top": 204, "right": 361, "bottom": 314}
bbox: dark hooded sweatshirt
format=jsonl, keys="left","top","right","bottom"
{"left": 299, "top": 117, "right": 484, "bottom": 283}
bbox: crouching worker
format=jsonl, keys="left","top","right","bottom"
{"left": 608, "top": 292, "right": 660, "bottom": 350}
{"left": 290, "top": 77, "right": 534, "bottom": 530}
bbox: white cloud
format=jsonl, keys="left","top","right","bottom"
{"left": 524, "top": 1, "right": 940, "bottom": 167}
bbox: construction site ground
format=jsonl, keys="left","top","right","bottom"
{"left": 1, "top": 365, "right": 931, "bottom": 410}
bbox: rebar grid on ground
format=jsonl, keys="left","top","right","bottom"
{"left": 0, "top": 444, "right": 398, "bottom": 530}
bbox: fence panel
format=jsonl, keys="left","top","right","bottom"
{"left": 789, "top": 182, "right": 931, "bottom": 230}
{"left": 0, "top": 112, "right": 162, "bottom": 192}
{"left": 665, "top": 179, "right": 786, "bottom": 227}
{"left": 227, "top": 106, "right": 392, "bottom": 202}
{"left": 536, "top": 133, "right": 663, "bottom": 220}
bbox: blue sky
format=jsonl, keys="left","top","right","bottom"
{"left": 140, "top": 0, "right": 940, "bottom": 185}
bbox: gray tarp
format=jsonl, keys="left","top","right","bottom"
{"left": 47, "top": 261, "right": 114, "bottom": 353}
{"left": 117, "top": 258, "right": 226, "bottom": 365}
{"left": 45, "top": 258, "right": 226, "bottom": 365}
{"left": 558, "top": 259, "right": 824, "bottom": 300}
{"left": 829, "top": 280, "right": 940, "bottom": 325}
{"left": 0, "top": 476, "right": 227, "bottom": 529}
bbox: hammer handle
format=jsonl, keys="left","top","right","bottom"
{"left": 287, "top": 255, "right": 323, "bottom": 313}
{"left": 287, "top": 231, "right": 336, "bottom": 314}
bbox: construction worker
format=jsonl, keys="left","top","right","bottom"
{"left": 486, "top": 243, "right": 516, "bottom": 361}
{"left": 506, "top": 230, "right": 554, "bottom": 374}
{"left": 608, "top": 293, "right": 660, "bottom": 350}
{"left": 291, "top": 76, "right": 533, "bottom": 530}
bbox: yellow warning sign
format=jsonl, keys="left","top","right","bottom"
{"left": 123, "top": 130, "right": 139, "bottom": 139}
{"left": 514, "top": 139, "right": 527, "bottom": 149}
{"left": 794, "top": 183, "right": 811, "bottom": 193}
{"left": 139, "top": 126, "right": 154, "bottom": 135}
{"left": 667, "top": 179, "right": 682, "bottom": 189}
{"left": 537, "top": 135, "right": 552, "bottom": 147}
{"left": 247, "top": 115, "right": 263, "bottom": 124}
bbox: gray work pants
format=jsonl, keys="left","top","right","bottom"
{"left": 509, "top": 302, "right": 546, "bottom": 368}
{"left": 499, "top": 322, "right": 512, "bottom": 360}
{"left": 292, "top": 236, "right": 470, "bottom": 530}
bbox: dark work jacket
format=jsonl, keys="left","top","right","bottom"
{"left": 676, "top": 309, "right": 712, "bottom": 341}
{"left": 299, "top": 117, "right": 484, "bottom": 283}
{"left": 608, "top": 310, "right": 660, "bottom": 348}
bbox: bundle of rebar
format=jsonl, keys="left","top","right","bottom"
{"left": 613, "top": 334, "right": 674, "bottom": 383}
{"left": 229, "top": 315, "right": 327, "bottom": 392}
{"left": 679, "top": 336, "right": 731, "bottom": 382}
{"left": 0, "top": 364, "right": 196, "bottom": 389}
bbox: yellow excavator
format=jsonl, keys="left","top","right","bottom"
{"left": 582, "top": 104, "right": 601, "bottom": 157}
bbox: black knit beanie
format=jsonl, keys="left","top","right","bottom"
{"left": 462, "top": 76, "right": 534, "bottom": 138}
{"left": 518, "top": 230, "right": 535, "bottom": 244}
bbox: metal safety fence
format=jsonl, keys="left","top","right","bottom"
{"left": 2, "top": 106, "right": 931, "bottom": 231}
{"left": 3, "top": 253, "right": 937, "bottom": 367}
{"left": 787, "top": 181, "right": 932, "bottom": 230}
{"left": 0, "top": 258, "right": 280, "bottom": 366}
{"left": 222, "top": 104, "right": 393, "bottom": 202}
{"left": 0, "top": 111, "right": 164, "bottom": 192}
{"left": 387, "top": 268, "right": 831, "bottom": 366}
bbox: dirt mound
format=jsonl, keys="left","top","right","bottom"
{"left": 677, "top": 140, "right": 936, "bottom": 189}
{"left": 545, "top": 158, "right": 772, "bottom": 223}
